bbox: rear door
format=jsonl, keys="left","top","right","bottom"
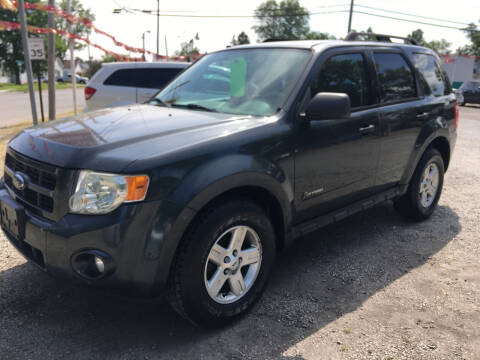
{"left": 136, "top": 67, "right": 184, "bottom": 103}
{"left": 371, "top": 50, "right": 426, "bottom": 189}
{"left": 294, "top": 49, "right": 382, "bottom": 221}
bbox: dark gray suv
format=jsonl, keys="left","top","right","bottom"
{"left": 1, "top": 33, "right": 458, "bottom": 327}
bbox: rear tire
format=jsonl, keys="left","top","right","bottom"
{"left": 167, "top": 198, "right": 276, "bottom": 328}
{"left": 394, "top": 148, "right": 444, "bottom": 221}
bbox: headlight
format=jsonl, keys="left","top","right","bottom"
{"left": 69, "top": 170, "right": 149, "bottom": 215}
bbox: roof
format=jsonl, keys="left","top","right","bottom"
{"left": 101, "top": 61, "right": 190, "bottom": 69}
{"left": 226, "top": 40, "right": 429, "bottom": 53}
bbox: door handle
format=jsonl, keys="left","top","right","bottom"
{"left": 416, "top": 112, "right": 430, "bottom": 119}
{"left": 359, "top": 124, "right": 376, "bottom": 133}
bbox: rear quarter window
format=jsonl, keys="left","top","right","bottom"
{"left": 411, "top": 53, "right": 451, "bottom": 96}
{"left": 104, "top": 68, "right": 183, "bottom": 89}
{"left": 373, "top": 53, "right": 417, "bottom": 103}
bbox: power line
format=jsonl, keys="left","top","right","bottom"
{"left": 354, "top": 4, "right": 471, "bottom": 26}
{"left": 118, "top": 8, "right": 349, "bottom": 18}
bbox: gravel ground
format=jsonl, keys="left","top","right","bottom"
{"left": 0, "top": 107, "right": 479, "bottom": 360}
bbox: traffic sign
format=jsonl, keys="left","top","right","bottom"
{"left": 28, "top": 37, "right": 45, "bottom": 60}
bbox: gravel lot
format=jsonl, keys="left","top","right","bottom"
{"left": 0, "top": 107, "right": 479, "bottom": 360}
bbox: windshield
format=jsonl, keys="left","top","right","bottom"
{"left": 152, "top": 48, "right": 311, "bottom": 116}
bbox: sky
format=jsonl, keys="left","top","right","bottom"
{"left": 77, "top": 0, "right": 480, "bottom": 60}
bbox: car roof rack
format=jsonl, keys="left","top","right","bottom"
{"left": 345, "top": 32, "right": 418, "bottom": 45}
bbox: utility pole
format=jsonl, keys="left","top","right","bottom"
{"left": 18, "top": 0, "right": 38, "bottom": 125}
{"left": 164, "top": 35, "right": 168, "bottom": 61}
{"left": 142, "top": 30, "right": 150, "bottom": 61}
{"left": 66, "top": 0, "right": 77, "bottom": 115}
{"left": 156, "top": 0, "right": 160, "bottom": 55}
{"left": 47, "top": 0, "right": 55, "bottom": 121}
{"left": 347, "top": 0, "right": 354, "bottom": 33}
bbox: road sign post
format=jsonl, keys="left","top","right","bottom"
{"left": 29, "top": 37, "right": 46, "bottom": 122}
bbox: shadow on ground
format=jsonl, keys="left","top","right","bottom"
{"left": 0, "top": 203, "right": 460, "bottom": 359}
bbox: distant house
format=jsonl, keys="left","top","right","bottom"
{"left": 61, "top": 59, "right": 89, "bottom": 77}
{"left": 0, "top": 57, "right": 64, "bottom": 84}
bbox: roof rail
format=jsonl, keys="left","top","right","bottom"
{"left": 345, "top": 32, "right": 418, "bottom": 45}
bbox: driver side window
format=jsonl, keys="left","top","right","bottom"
{"left": 311, "top": 53, "right": 370, "bottom": 108}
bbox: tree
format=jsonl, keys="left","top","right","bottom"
{"left": 55, "top": 0, "right": 95, "bottom": 60}
{"left": 176, "top": 33, "right": 200, "bottom": 61}
{"left": 305, "top": 31, "right": 336, "bottom": 40}
{"left": 84, "top": 54, "right": 117, "bottom": 78}
{"left": 230, "top": 31, "right": 250, "bottom": 46}
{"left": 0, "top": 0, "right": 46, "bottom": 84}
{"left": 0, "top": 0, "right": 94, "bottom": 84}
{"left": 458, "top": 22, "right": 480, "bottom": 56}
{"left": 407, "top": 28, "right": 451, "bottom": 54}
{"left": 253, "top": 0, "right": 310, "bottom": 41}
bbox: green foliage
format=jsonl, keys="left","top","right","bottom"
{"left": 253, "top": 0, "right": 310, "bottom": 41}
{"left": 458, "top": 23, "right": 480, "bottom": 56}
{"left": 305, "top": 31, "right": 336, "bottom": 40}
{"left": 0, "top": 0, "right": 45, "bottom": 84}
{"left": 230, "top": 32, "right": 250, "bottom": 46}
{"left": 176, "top": 33, "right": 200, "bottom": 61}
{"left": 0, "top": 0, "right": 94, "bottom": 84}
{"left": 407, "top": 28, "right": 451, "bottom": 54}
{"left": 55, "top": 0, "right": 95, "bottom": 60}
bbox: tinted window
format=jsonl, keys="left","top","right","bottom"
{"left": 312, "top": 53, "right": 370, "bottom": 108}
{"left": 373, "top": 53, "right": 417, "bottom": 102}
{"left": 411, "top": 54, "right": 450, "bottom": 96}
{"left": 104, "top": 68, "right": 183, "bottom": 89}
{"left": 104, "top": 69, "right": 135, "bottom": 87}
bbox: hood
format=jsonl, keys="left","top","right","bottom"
{"left": 8, "top": 105, "right": 271, "bottom": 173}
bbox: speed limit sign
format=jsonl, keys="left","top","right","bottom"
{"left": 28, "top": 38, "right": 46, "bottom": 60}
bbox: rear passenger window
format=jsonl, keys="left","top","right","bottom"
{"left": 312, "top": 53, "right": 370, "bottom": 108}
{"left": 373, "top": 53, "right": 417, "bottom": 102}
{"left": 411, "top": 54, "right": 450, "bottom": 96}
{"left": 104, "top": 69, "right": 135, "bottom": 87}
{"left": 104, "top": 68, "right": 182, "bottom": 89}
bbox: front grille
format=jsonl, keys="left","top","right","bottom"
{"left": 4, "top": 152, "right": 57, "bottom": 213}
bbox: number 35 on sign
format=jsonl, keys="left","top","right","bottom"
{"left": 28, "top": 38, "right": 45, "bottom": 60}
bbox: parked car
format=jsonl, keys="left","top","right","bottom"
{"left": 1, "top": 33, "right": 457, "bottom": 328}
{"left": 456, "top": 80, "right": 480, "bottom": 106}
{"left": 83, "top": 62, "right": 189, "bottom": 112}
{"left": 56, "top": 74, "right": 89, "bottom": 84}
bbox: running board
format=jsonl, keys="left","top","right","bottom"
{"left": 292, "top": 185, "right": 406, "bottom": 239}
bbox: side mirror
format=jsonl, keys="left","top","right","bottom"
{"left": 304, "top": 92, "right": 351, "bottom": 121}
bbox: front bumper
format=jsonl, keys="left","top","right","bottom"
{"left": 0, "top": 187, "right": 195, "bottom": 296}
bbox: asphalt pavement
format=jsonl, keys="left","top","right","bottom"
{"left": 0, "top": 88, "right": 85, "bottom": 128}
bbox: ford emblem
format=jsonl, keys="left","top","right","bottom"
{"left": 13, "top": 173, "right": 26, "bottom": 191}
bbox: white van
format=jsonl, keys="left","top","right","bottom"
{"left": 84, "top": 62, "right": 189, "bottom": 112}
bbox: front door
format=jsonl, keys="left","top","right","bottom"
{"left": 294, "top": 51, "right": 381, "bottom": 223}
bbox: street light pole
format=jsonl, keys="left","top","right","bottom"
{"left": 347, "top": 0, "right": 354, "bottom": 33}
{"left": 142, "top": 30, "right": 150, "bottom": 61}
{"left": 18, "top": 0, "right": 38, "bottom": 125}
{"left": 156, "top": 0, "right": 160, "bottom": 55}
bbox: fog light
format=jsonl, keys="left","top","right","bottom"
{"left": 94, "top": 256, "right": 105, "bottom": 273}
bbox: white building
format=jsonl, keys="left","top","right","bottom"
{"left": 441, "top": 55, "right": 480, "bottom": 88}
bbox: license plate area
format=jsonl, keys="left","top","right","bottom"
{"left": 0, "top": 195, "right": 26, "bottom": 241}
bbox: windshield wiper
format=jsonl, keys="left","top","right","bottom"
{"left": 150, "top": 98, "right": 171, "bottom": 108}
{"left": 172, "top": 103, "right": 217, "bottom": 112}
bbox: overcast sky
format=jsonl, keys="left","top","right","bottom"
{"left": 77, "top": 0, "right": 480, "bottom": 60}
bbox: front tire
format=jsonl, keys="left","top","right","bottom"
{"left": 167, "top": 199, "right": 276, "bottom": 328}
{"left": 394, "top": 148, "right": 444, "bottom": 221}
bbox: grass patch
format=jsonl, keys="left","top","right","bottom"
{"left": 0, "top": 82, "right": 85, "bottom": 93}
